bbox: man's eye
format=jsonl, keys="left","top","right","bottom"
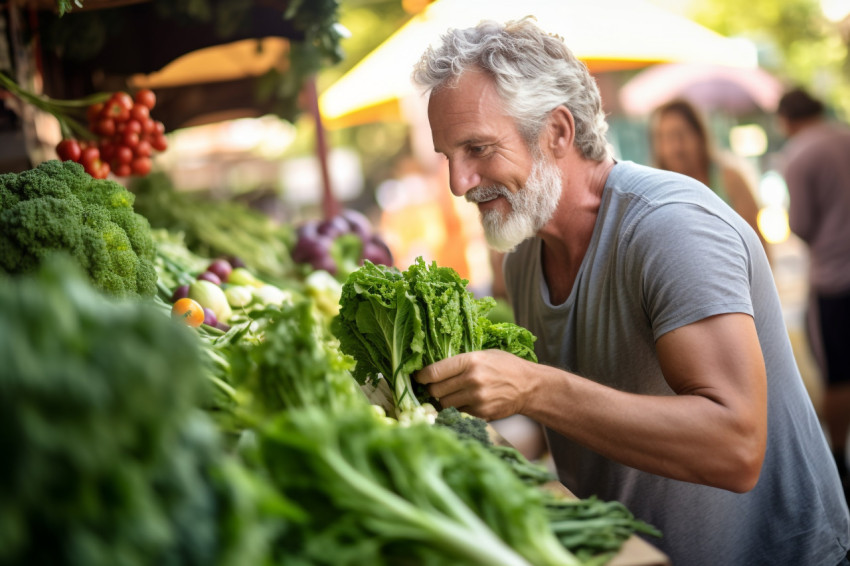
{"left": 470, "top": 145, "right": 488, "bottom": 155}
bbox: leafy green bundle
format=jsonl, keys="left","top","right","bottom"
{"left": 234, "top": 300, "right": 370, "bottom": 417}
{"left": 0, "top": 256, "right": 277, "bottom": 566}
{"left": 332, "top": 257, "right": 537, "bottom": 419}
{"left": 0, "top": 160, "right": 157, "bottom": 298}
{"left": 259, "top": 406, "right": 581, "bottom": 566}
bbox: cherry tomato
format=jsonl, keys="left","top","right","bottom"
{"left": 141, "top": 117, "right": 156, "bottom": 134}
{"left": 92, "top": 117, "right": 115, "bottom": 137}
{"left": 91, "top": 161, "right": 110, "bottom": 179}
{"left": 124, "top": 119, "right": 142, "bottom": 134}
{"left": 111, "top": 91, "right": 134, "bottom": 112}
{"left": 130, "top": 156, "right": 152, "bottom": 176}
{"left": 56, "top": 139, "right": 82, "bottom": 162}
{"left": 153, "top": 121, "right": 165, "bottom": 135}
{"left": 115, "top": 144, "right": 133, "bottom": 164}
{"left": 113, "top": 163, "right": 132, "bottom": 177}
{"left": 122, "top": 130, "right": 140, "bottom": 148}
{"left": 130, "top": 103, "right": 149, "bottom": 123}
{"left": 104, "top": 101, "right": 130, "bottom": 122}
{"left": 80, "top": 146, "right": 101, "bottom": 170}
{"left": 134, "top": 88, "right": 156, "bottom": 110}
{"left": 134, "top": 139, "right": 152, "bottom": 157}
{"left": 171, "top": 297, "right": 204, "bottom": 328}
{"left": 150, "top": 133, "right": 168, "bottom": 152}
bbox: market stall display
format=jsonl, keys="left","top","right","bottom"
{"left": 1, "top": 2, "right": 670, "bottom": 563}
{"left": 0, "top": 173, "right": 669, "bottom": 563}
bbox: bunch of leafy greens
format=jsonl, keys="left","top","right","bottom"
{"left": 231, "top": 300, "right": 370, "bottom": 418}
{"left": 0, "top": 160, "right": 157, "bottom": 298}
{"left": 258, "top": 406, "right": 581, "bottom": 566}
{"left": 435, "top": 412, "right": 663, "bottom": 562}
{"left": 332, "top": 257, "right": 537, "bottom": 419}
{"left": 0, "top": 255, "right": 285, "bottom": 566}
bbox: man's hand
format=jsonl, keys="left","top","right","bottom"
{"left": 415, "top": 349, "right": 537, "bottom": 421}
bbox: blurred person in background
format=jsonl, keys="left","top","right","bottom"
{"left": 411, "top": 17, "right": 849, "bottom": 566}
{"left": 777, "top": 87, "right": 850, "bottom": 501}
{"left": 649, "top": 98, "right": 770, "bottom": 260}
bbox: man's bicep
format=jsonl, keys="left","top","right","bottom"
{"left": 655, "top": 313, "right": 767, "bottom": 410}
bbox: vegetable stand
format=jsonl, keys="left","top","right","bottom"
{"left": 489, "top": 428, "right": 672, "bottom": 566}
{"left": 1, "top": 163, "right": 672, "bottom": 564}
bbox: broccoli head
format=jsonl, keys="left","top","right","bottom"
{"left": 0, "top": 160, "right": 157, "bottom": 298}
{"left": 435, "top": 406, "right": 493, "bottom": 447}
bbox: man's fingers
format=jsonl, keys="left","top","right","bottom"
{"left": 434, "top": 389, "right": 474, "bottom": 413}
{"left": 415, "top": 353, "right": 469, "bottom": 385}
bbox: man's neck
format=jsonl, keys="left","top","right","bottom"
{"left": 537, "top": 156, "right": 615, "bottom": 303}
{"left": 788, "top": 116, "right": 824, "bottom": 137}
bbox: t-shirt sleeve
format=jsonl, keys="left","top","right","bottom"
{"left": 625, "top": 202, "right": 754, "bottom": 341}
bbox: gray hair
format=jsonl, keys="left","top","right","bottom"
{"left": 412, "top": 17, "right": 611, "bottom": 161}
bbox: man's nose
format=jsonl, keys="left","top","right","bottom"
{"left": 448, "top": 159, "right": 481, "bottom": 198}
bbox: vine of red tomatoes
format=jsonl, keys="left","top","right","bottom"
{"left": 55, "top": 89, "right": 168, "bottom": 179}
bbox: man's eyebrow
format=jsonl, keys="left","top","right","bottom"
{"left": 435, "top": 137, "right": 486, "bottom": 154}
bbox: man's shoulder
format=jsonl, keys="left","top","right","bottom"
{"left": 607, "top": 160, "right": 671, "bottom": 187}
{"left": 787, "top": 121, "right": 850, "bottom": 158}
{"left": 607, "top": 161, "right": 699, "bottom": 199}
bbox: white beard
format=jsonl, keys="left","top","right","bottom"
{"left": 465, "top": 157, "right": 562, "bottom": 252}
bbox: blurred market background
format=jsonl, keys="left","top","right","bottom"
{"left": 3, "top": 0, "right": 850, "bottom": 434}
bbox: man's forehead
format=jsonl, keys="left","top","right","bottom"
{"left": 428, "top": 72, "right": 504, "bottom": 123}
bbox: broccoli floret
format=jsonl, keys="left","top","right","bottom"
{"left": 0, "top": 160, "right": 157, "bottom": 298}
{"left": 435, "top": 406, "right": 493, "bottom": 446}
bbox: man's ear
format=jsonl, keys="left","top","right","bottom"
{"left": 546, "top": 106, "right": 575, "bottom": 158}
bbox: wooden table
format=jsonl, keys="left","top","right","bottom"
{"left": 609, "top": 537, "right": 671, "bottom": 566}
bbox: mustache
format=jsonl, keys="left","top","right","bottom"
{"left": 465, "top": 184, "right": 511, "bottom": 203}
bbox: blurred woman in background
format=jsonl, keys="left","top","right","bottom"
{"left": 650, "top": 98, "right": 770, "bottom": 259}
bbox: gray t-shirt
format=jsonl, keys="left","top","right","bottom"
{"left": 504, "top": 161, "right": 850, "bottom": 566}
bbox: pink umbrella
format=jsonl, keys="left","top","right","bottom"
{"left": 619, "top": 62, "right": 785, "bottom": 116}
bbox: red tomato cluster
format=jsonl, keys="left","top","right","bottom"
{"left": 54, "top": 89, "right": 168, "bottom": 179}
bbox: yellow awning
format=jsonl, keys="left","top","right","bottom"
{"left": 319, "top": 0, "right": 758, "bottom": 129}
{"left": 129, "top": 37, "right": 290, "bottom": 90}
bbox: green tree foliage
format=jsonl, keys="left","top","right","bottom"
{"left": 691, "top": 0, "right": 850, "bottom": 118}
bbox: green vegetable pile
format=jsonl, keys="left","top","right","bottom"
{"left": 130, "top": 172, "right": 295, "bottom": 284}
{"left": 233, "top": 300, "right": 369, "bottom": 417}
{"left": 332, "top": 257, "right": 537, "bottom": 419}
{"left": 259, "top": 407, "right": 581, "bottom": 566}
{"left": 0, "top": 160, "right": 157, "bottom": 298}
{"left": 0, "top": 256, "right": 278, "bottom": 566}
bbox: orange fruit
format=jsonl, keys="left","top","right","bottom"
{"left": 171, "top": 297, "right": 204, "bottom": 328}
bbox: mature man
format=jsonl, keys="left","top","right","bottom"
{"left": 413, "top": 18, "right": 850, "bottom": 566}
{"left": 777, "top": 87, "right": 850, "bottom": 504}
